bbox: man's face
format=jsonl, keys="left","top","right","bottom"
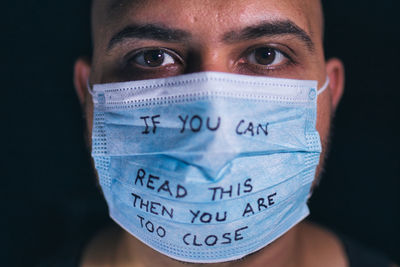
{"left": 81, "top": 0, "right": 343, "bottom": 181}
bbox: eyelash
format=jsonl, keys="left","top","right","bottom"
{"left": 238, "top": 45, "right": 296, "bottom": 72}
{"left": 125, "top": 47, "right": 184, "bottom": 69}
{"left": 124, "top": 45, "right": 296, "bottom": 75}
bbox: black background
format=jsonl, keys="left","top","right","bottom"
{"left": 2, "top": 1, "right": 399, "bottom": 266}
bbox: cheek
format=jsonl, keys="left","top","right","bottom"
{"left": 316, "top": 93, "right": 333, "bottom": 146}
{"left": 314, "top": 93, "right": 333, "bottom": 182}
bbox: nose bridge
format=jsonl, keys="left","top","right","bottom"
{"left": 185, "top": 46, "right": 231, "bottom": 73}
{"left": 202, "top": 48, "right": 229, "bottom": 72}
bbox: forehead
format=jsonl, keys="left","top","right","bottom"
{"left": 92, "top": 0, "right": 321, "bottom": 40}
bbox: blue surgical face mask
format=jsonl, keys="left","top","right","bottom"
{"left": 90, "top": 72, "right": 329, "bottom": 263}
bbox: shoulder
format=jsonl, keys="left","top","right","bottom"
{"left": 298, "top": 221, "right": 349, "bottom": 267}
{"left": 300, "top": 221, "right": 395, "bottom": 267}
{"left": 80, "top": 226, "right": 122, "bottom": 267}
{"left": 38, "top": 226, "right": 118, "bottom": 267}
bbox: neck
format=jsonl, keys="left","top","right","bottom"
{"left": 114, "top": 225, "right": 304, "bottom": 267}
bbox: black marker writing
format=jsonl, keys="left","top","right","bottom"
{"left": 242, "top": 192, "right": 277, "bottom": 217}
{"left": 140, "top": 115, "right": 161, "bottom": 134}
{"left": 236, "top": 120, "right": 269, "bottom": 136}
{"left": 135, "top": 168, "right": 188, "bottom": 199}
{"left": 208, "top": 178, "right": 253, "bottom": 201}
{"left": 179, "top": 115, "right": 221, "bottom": 133}
{"left": 182, "top": 226, "right": 248, "bottom": 246}
{"left": 189, "top": 210, "right": 227, "bottom": 223}
{"left": 131, "top": 193, "right": 174, "bottom": 219}
{"left": 137, "top": 215, "right": 167, "bottom": 238}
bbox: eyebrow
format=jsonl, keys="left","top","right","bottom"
{"left": 222, "top": 20, "right": 315, "bottom": 52}
{"left": 107, "top": 24, "right": 191, "bottom": 50}
{"left": 107, "top": 20, "right": 315, "bottom": 52}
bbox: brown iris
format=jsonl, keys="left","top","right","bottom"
{"left": 254, "top": 47, "right": 276, "bottom": 65}
{"left": 143, "top": 49, "right": 165, "bottom": 67}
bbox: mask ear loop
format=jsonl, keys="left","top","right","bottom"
{"left": 307, "top": 76, "right": 330, "bottom": 200}
{"left": 317, "top": 76, "right": 330, "bottom": 95}
{"left": 86, "top": 78, "right": 94, "bottom": 96}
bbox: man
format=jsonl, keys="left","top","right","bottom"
{"left": 72, "top": 0, "right": 396, "bottom": 266}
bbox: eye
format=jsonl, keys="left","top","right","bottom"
{"left": 132, "top": 49, "right": 177, "bottom": 68}
{"left": 246, "top": 47, "right": 286, "bottom": 67}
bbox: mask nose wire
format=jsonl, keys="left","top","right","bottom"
{"left": 86, "top": 78, "right": 94, "bottom": 96}
{"left": 317, "top": 76, "right": 330, "bottom": 95}
{"left": 86, "top": 76, "right": 330, "bottom": 96}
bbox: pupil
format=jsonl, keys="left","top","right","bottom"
{"left": 144, "top": 50, "right": 164, "bottom": 67}
{"left": 254, "top": 47, "right": 275, "bottom": 65}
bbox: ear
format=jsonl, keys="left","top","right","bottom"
{"left": 73, "top": 57, "right": 91, "bottom": 107}
{"left": 325, "top": 58, "right": 345, "bottom": 110}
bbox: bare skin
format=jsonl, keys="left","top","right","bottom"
{"left": 73, "top": 0, "right": 354, "bottom": 266}
{"left": 80, "top": 222, "right": 349, "bottom": 267}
